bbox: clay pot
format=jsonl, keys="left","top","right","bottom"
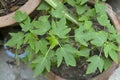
{"left": 0, "top": 0, "right": 41, "bottom": 28}
{"left": 46, "top": 3, "right": 120, "bottom": 80}
{"left": 46, "top": 72, "right": 66, "bottom": 80}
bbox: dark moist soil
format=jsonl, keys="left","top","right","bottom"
{"left": 51, "top": 58, "right": 100, "bottom": 80}
{"left": 0, "top": 0, "right": 28, "bottom": 16}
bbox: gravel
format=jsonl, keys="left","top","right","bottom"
{"left": 0, "top": 49, "right": 47, "bottom": 80}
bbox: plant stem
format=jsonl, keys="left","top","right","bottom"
{"left": 99, "top": 46, "right": 103, "bottom": 57}
{"left": 44, "top": 0, "right": 79, "bottom": 26}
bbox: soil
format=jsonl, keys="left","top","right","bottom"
{"left": 0, "top": 0, "right": 28, "bottom": 16}
{"left": 51, "top": 58, "right": 100, "bottom": 80}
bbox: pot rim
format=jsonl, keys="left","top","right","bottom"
{"left": 0, "top": 0, "right": 41, "bottom": 28}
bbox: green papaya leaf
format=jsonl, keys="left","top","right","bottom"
{"left": 33, "top": 55, "right": 51, "bottom": 77}
{"left": 109, "top": 50, "right": 118, "bottom": 63}
{"left": 91, "top": 31, "right": 107, "bottom": 46}
{"left": 50, "top": 18, "right": 71, "bottom": 38}
{"left": 51, "top": 3, "right": 64, "bottom": 18}
{"left": 66, "top": 0, "right": 76, "bottom": 6}
{"left": 13, "top": 10, "right": 28, "bottom": 22}
{"left": 56, "top": 44, "right": 77, "bottom": 67}
{"left": 47, "top": 35, "right": 59, "bottom": 49}
{"left": 78, "top": 48, "right": 90, "bottom": 57}
{"left": 86, "top": 55, "right": 104, "bottom": 74}
{"left": 37, "top": 1, "right": 50, "bottom": 10}
{"left": 6, "top": 32, "right": 24, "bottom": 49}
{"left": 31, "top": 16, "right": 51, "bottom": 35}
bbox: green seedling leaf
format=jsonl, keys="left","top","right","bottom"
{"left": 24, "top": 33, "right": 37, "bottom": 50}
{"left": 84, "top": 21, "right": 92, "bottom": 30}
{"left": 91, "top": 31, "right": 107, "bottom": 46}
{"left": 75, "top": 26, "right": 95, "bottom": 46}
{"left": 79, "top": 15, "right": 89, "bottom": 21}
{"left": 66, "top": 0, "right": 76, "bottom": 6}
{"left": 102, "top": 0, "right": 106, "bottom": 1}
{"left": 51, "top": 3, "right": 64, "bottom": 18}
{"left": 107, "top": 25, "right": 116, "bottom": 34}
{"left": 33, "top": 55, "right": 51, "bottom": 77}
{"left": 86, "top": 55, "right": 104, "bottom": 74}
{"left": 109, "top": 50, "right": 118, "bottom": 63}
{"left": 80, "top": 0, "right": 88, "bottom": 5}
{"left": 103, "top": 58, "right": 112, "bottom": 70}
{"left": 50, "top": 18, "right": 71, "bottom": 38}
{"left": 18, "top": 15, "right": 32, "bottom": 32}
{"left": 76, "top": 0, "right": 81, "bottom": 4}
{"left": 85, "top": 9, "right": 96, "bottom": 18}
{"left": 37, "top": 1, "right": 50, "bottom": 10}
{"left": 25, "top": 46, "right": 34, "bottom": 61}
{"left": 104, "top": 43, "right": 110, "bottom": 58}
{"left": 115, "top": 34, "right": 120, "bottom": 44}
{"left": 20, "top": 22, "right": 33, "bottom": 32}
{"left": 13, "top": 10, "right": 28, "bottom": 22}
{"left": 56, "top": 44, "right": 77, "bottom": 67}
{"left": 78, "top": 48, "right": 90, "bottom": 57}
{"left": 95, "top": 3, "right": 106, "bottom": 14}
{"left": 35, "top": 39, "right": 48, "bottom": 54}
{"left": 76, "top": 5, "right": 88, "bottom": 15}
{"left": 104, "top": 42, "right": 119, "bottom": 59}
{"left": 6, "top": 32, "right": 24, "bottom": 49}
{"left": 97, "top": 14, "right": 109, "bottom": 27}
{"left": 108, "top": 33, "right": 117, "bottom": 41}
{"left": 75, "top": 26, "right": 88, "bottom": 46}
{"left": 47, "top": 35, "right": 59, "bottom": 49}
{"left": 31, "top": 16, "right": 51, "bottom": 35}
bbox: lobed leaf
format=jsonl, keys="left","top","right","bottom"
{"left": 37, "top": 1, "right": 50, "bottom": 10}
{"left": 47, "top": 35, "right": 59, "bottom": 49}
{"left": 31, "top": 16, "right": 51, "bottom": 35}
{"left": 24, "top": 33, "right": 37, "bottom": 50}
{"left": 109, "top": 50, "right": 118, "bottom": 63}
{"left": 6, "top": 32, "right": 24, "bottom": 49}
{"left": 76, "top": 5, "right": 88, "bottom": 15}
{"left": 66, "top": 0, "right": 76, "bottom": 6}
{"left": 80, "top": 0, "right": 88, "bottom": 5}
{"left": 95, "top": 3, "right": 106, "bottom": 14}
{"left": 91, "top": 31, "right": 107, "bottom": 46}
{"left": 13, "top": 10, "right": 28, "bottom": 22}
{"left": 75, "top": 26, "right": 88, "bottom": 46}
{"left": 78, "top": 48, "right": 90, "bottom": 57}
{"left": 56, "top": 44, "right": 77, "bottom": 67}
{"left": 86, "top": 55, "right": 104, "bottom": 74}
{"left": 51, "top": 3, "right": 64, "bottom": 18}
{"left": 33, "top": 55, "right": 51, "bottom": 77}
{"left": 50, "top": 18, "right": 71, "bottom": 38}
{"left": 103, "top": 58, "right": 112, "bottom": 70}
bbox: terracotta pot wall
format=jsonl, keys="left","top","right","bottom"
{"left": 0, "top": 0, "right": 41, "bottom": 28}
